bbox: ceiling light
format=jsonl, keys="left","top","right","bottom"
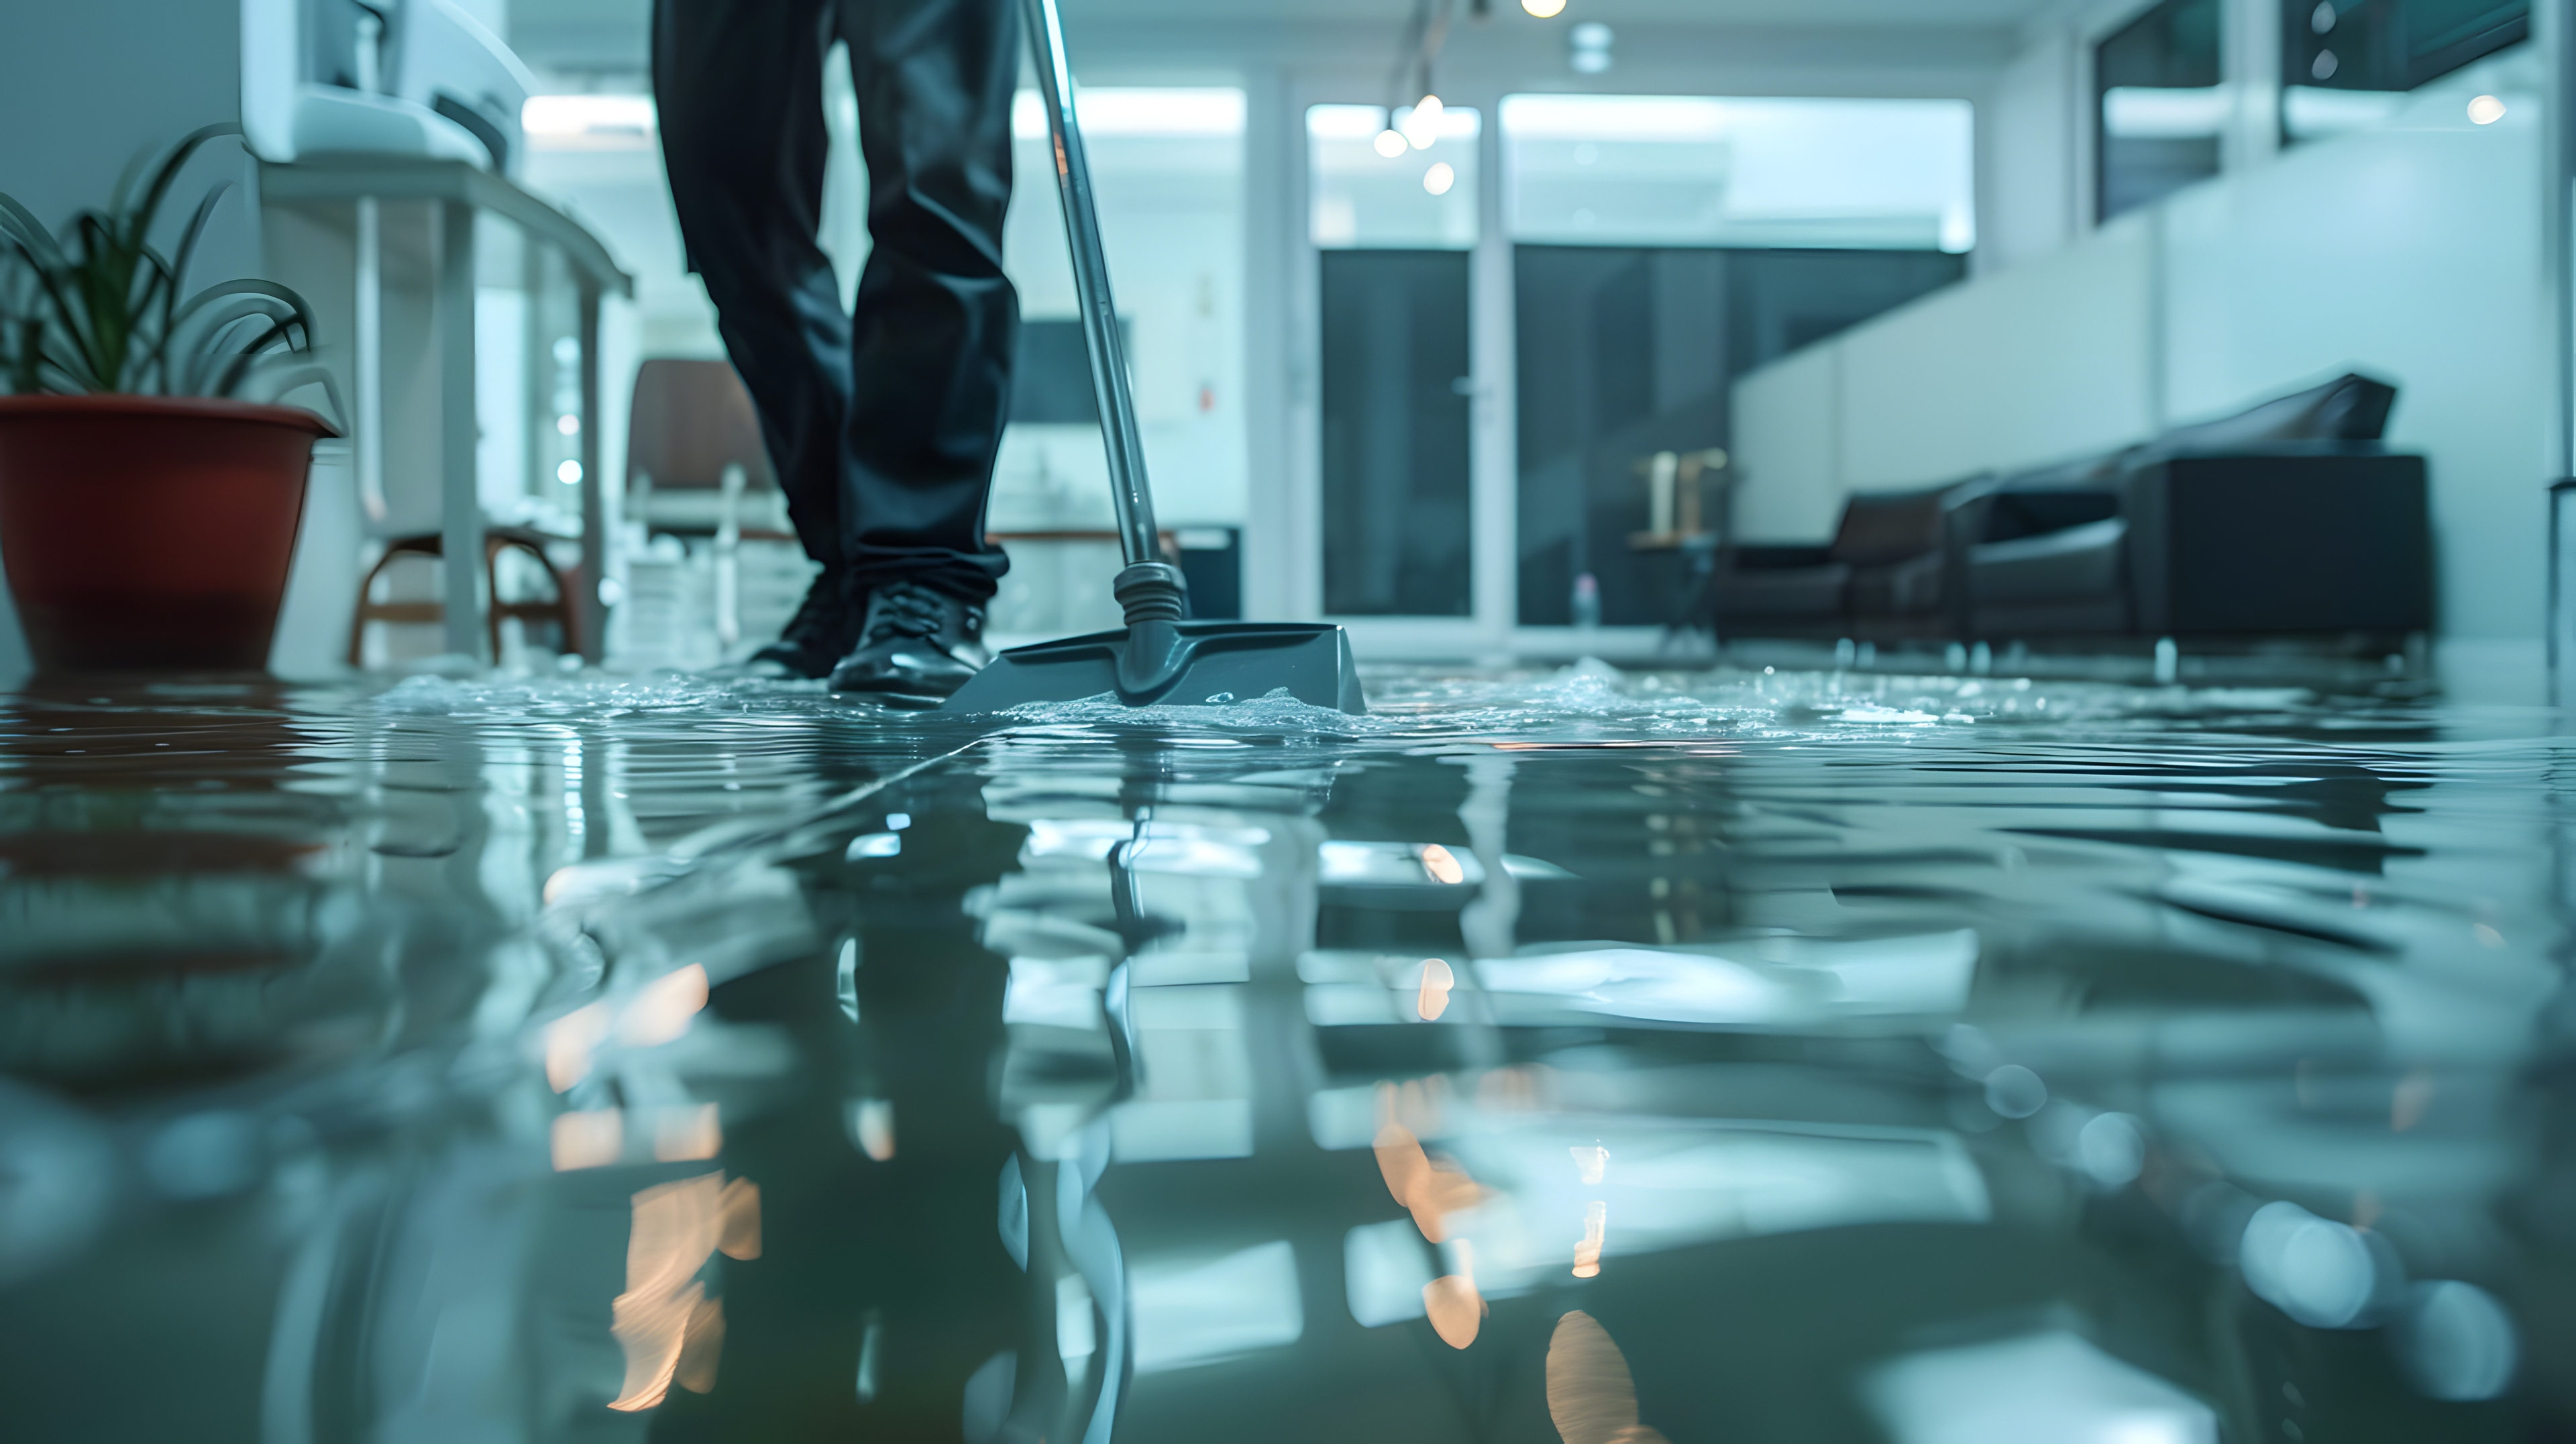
{"left": 1570, "top": 21, "right": 1613, "bottom": 74}
{"left": 2467, "top": 94, "right": 2506, "bottom": 125}
{"left": 1423, "top": 161, "right": 1456, "bottom": 195}
{"left": 1401, "top": 93, "right": 1445, "bottom": 149}
{"left": 1374, "top": 127, "right": 1409, "bottom": 158}
{"left": 1523, "top": 0, "right": 1566, "bottom": 14}
{"left": 521, "top": 95, "right": 656, "bottom": 149}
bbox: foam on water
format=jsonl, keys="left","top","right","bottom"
{"left": 979, "top": 660, "right": 2356, "bottom": 745}
{"left": 359, "top": 660, "right": 2394, "bottom": 750}
{"left": 370, "top": 670, "right": 825, "bottom": 720}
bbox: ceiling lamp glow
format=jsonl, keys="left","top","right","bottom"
{"left": 2467, "top": 94, "right": 2506, "bottom": 125}
{"left": 1423, "top": 161, "right": 1456, "bottom": 195}
{"left": 1523, "top": 0, "right": 1566, "bottom": 14}
{"left": 1401, "top": 94, "right": 1446, "bottom": 149}
{"left": 1374, "top": 127, "right": 1409, "bottom": 158}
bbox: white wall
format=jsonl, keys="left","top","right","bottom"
{"left": 1729, "top": 50, "right": 2548, "bottom": 660}
{"left": 1731, "top": 345, "right": 1841, "bottom": 541}
{"left": 1979, "top": 22, "right": 2078, "bottom": 275}
{"left": 1843, "top": 212, "right": 2159, "bottom": 490}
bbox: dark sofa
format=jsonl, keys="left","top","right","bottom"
{"left": 1706, "top": 481, "right": 1984, "bottom": 639}
{"left": 1701, "top": 372, "right": 2432, "bottom": 644}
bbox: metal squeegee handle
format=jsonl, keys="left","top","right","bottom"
{"left": 1022, "top": 0, "right": 1161, "bottom": 571}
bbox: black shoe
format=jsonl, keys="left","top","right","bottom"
{"left": 826, "top": 579, "right": 991, "bottom": 704}
{"left": 743, "top": 566, "right": 859, "bottom": 680}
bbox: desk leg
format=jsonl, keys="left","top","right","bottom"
{"left": 577, "top": 286, "right": 606, "bottom": 664}
{"left": 439, "top": 199, "right": 485, "bottom": 664}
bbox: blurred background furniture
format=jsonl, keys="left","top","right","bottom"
{"left": 1626, "top": 448, "right": 1730, "bottom": 550}
{"left": 348, "top": 526, "right": 579, "bottom": 664}
{"left": 1694, "top": 373, "right": 2431, "bottom": 646}
{"left": 1953, "top": 374, "right": 2426, "bottom": 640}
{"left": 1694, "top": 478, "right": 1983, "bottom": 641}
{"left": 622, "top": 358, "right": 801, "bottom": 662}
{"left": 261, "top": 158, "right": 631, "bottom": 665}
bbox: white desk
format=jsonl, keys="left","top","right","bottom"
{"left": 262, "top": 159, "right": 633, "bottom": 663}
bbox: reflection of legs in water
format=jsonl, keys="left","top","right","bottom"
{"left": 647, "top": 801, "right": 1025, "bottom": 1441}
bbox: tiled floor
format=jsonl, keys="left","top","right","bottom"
{"left": 2, "top": 664, "right": 2567, "bottom": 1441}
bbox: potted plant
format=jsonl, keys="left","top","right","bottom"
{"left": 0, "top": 123, "right": 341, "bottom": 674}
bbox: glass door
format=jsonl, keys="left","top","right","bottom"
{"left": 1306, "top": 103, "right": 1483, "bottom": 623}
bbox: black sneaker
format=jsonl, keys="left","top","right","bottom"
{"left": 743, "top": 566, "right": 859, "bottom": 680}
{"left": 826, "top": 579, "right": 991, "bottom": 705}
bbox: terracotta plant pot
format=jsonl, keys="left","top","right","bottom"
{"left": 0, "top": 395, "right": 335, "bottom": 673}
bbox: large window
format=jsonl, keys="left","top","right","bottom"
{"left": 1513, "top": 248, "right": 1964, "bottom": 627}
{"left": 1501, "top": 95, "right": 1975, "bottom": 252}
{"left": 2283, "top": 0, "right": 2529, "bottom": 141}
{"left": 1308, "top": 104, "right": 1479, "bottom": 618}
{"left": 1307, "top": 103, "right": 1480, "bottom": 250}
{"left": 1320, "top": 253, "right": 1474, "bottom": 617}
{"left": 2096, "top": 0, "right": 2224, "bottom": 223}
{"left": 1496, "top": 93, "right": 1972, "bottom": 627}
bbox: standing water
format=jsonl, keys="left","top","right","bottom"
{"left": 0, "top": 663, "right": 2566, "bottom": 1441}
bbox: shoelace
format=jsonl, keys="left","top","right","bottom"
{"left": 863, "top": 584, "right": 951, "bottom": 643}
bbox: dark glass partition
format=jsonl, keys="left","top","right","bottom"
{"left": 1320, "top": 249, "right": 1473, "bottom": 617}
{"left": 1513, "top": 246, "right": 1964, "bottom": 627}
{"left": 2286, "top": 0, "right": 2528, "bottom": 101}
{"left": 2096, "top": 0, "right": 2224, "bottom": 222}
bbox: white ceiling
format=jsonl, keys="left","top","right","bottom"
{"left": 1025, "top": 0, "right": 2057, "bottom": 20}
{"left": 507, "top": 0, "right": 2077, "bottom": 74}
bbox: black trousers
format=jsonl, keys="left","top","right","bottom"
{"left": 653, "top": 0, "right": 1017, "bottom": 602}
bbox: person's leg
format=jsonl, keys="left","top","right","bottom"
{"left": 834, "top": 0, "right": 1019, "bottom": 605}
{"left": 654, "top": 0, "right": 863, "bottom": 676}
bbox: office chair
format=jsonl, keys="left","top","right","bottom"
{"left": 626, "top": 358, "right": 793, "bottom": 650}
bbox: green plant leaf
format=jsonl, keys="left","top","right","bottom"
{"left": 1, "top": 122, "right": 280, "bottom": 398}
{"left": 127, "top": 123, "right": 241, "bottom": 257}
{"left": 0, "top": 191, "right": 68, "bottom": 272}
{"left": 207, "top": 319, "right": 304, "bottom": 397}
{"left": 232, "top": 357, "right": 347, "bottom": 433}
{"left": 169, "top": 183, "right": 231, "bottom": 302}
{"left": 180, "top": 308, "right": 298, "bottom": 394}
{"left": 172, "top": 276, "right": 315, "bottom": 331}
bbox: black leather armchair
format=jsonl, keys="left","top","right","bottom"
{"left": 1700, "top": 372, "right": 2430, "bottom": 645}
{"left": 1702, "top": 478, "right": 1988, "bottom": 639}
{"left": 1957, "top": 374, "right": 2432, "bottom": 640}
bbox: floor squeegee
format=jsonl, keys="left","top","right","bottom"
{"left": 943, "top": 0, "right": 1366, "bottom": 714}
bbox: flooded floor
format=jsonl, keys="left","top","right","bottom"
{"left": 2, "top": 664, "right": 2569, "bottom": 1442}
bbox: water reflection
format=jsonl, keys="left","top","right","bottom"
{"left": 0, "top": 666, "right": 2565, "bottom": 1441}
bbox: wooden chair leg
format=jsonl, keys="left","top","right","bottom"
{"left": 350, "top": 540, "right": 441, "bottom": 668}
{"left": 484, "top": 535, "right": 582, "bottom": 662}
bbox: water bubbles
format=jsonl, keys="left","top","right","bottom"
{"left": 2394, "top": 1280, "right": 2516, "bottom": 1400}
{"left": 1984, "top": 1064, "right": 2047, "bottom": 1119}
{"left": 2239, "top": 1200, "right": 2398, "bottom": 1329}
{"left": 2076, "top": 1112, "right": 2147, "bottom": 1186}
